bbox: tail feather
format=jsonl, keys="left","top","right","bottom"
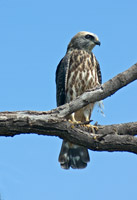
{"left": 58, "top": 140, "right": 90, "bottom": 169}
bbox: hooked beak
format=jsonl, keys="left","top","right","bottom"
{"left": 94, "top": 40, "right": 101, "bottom": 46}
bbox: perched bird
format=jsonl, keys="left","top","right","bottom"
{"left": 56, "top": 31, "right": 102, "bottom": 169}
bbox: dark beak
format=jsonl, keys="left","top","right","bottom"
{"left": 95, "top": 40, "right": 101, "bottom": 46}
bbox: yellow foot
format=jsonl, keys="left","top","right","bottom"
{"left": 68, "top": 119, "right": 82, "bottom": 124}
{"left": 83, "top": 124, "right": 98, "bottom": 133}
{"left": 68, "top": 119, "right": 82, "bottom": 128}
{"left": 68, "top": 120, "right": 98, "bottom": 133}
{"left": 86, "top": 124, "right": 98, "bottom": 130}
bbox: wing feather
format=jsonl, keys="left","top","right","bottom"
{"left": 91, "top": 52, "right": 102, "bottom": 84}
{"left": 55, "top": 55, "right": 70, "bottom": 106}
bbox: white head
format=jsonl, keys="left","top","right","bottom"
{"left": 67, "top": 31, "right": 100, "bottom": 53}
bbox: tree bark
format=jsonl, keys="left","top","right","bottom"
{"left": 0, "top": 63, "right": 137, "bottom": 154}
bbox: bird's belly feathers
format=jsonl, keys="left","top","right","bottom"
{"left": 66, "top": 64, "right": 98, "bottom": 102}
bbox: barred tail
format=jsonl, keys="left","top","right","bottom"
{"left": 58, "top": 140, "right": 90, "bottom": 169}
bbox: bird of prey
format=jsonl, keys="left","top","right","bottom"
{"left": 55, "top": 31, "right": 102, "bottom": 169}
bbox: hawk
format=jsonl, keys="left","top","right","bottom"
{"left": 56, "top": 31, "right": 101, "bottom": 169}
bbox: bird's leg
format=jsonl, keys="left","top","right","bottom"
{"left": 68, "top": 113, "right": 98, "bottom": 133}
{"left": 68, "top": 113, "right": 82, "bottom": 125}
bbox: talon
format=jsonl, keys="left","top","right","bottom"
{"left": 92, "top": 125, "right": 98, "bottom": 131}
{"left": 68, "top": 120, "right": 75, "bottom": 128}
{"left": 93, "top": 135, "right": 97, "bottom": 140}
{"left": 68, "top": 119, "right": 73, "bottom": 124}
{"left": 84, "top": 124, "right": 98, "bottom": 133}
{"left": 68, "top": 119, "right": 82, "bottom": 125}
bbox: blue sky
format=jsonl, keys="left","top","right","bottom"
{"left": 0, "top": 0, "right": 137, "bottom": 199}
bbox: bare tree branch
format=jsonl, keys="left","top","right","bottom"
{"left": 56, "top": 63, "right": 137, "bottom": 117}
{"left": 0, "top": 63, "right": 137, "bottom": 155}
{"left": 0, "top": 111, "right": 137, "bottom": 154}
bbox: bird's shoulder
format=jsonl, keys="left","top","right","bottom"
{"left": 56, "top": 55, "right": 69, "bottom": 83}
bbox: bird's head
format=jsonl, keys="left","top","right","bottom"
{"left": 67, "top": 31, "right": 100, "bottom": 53}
